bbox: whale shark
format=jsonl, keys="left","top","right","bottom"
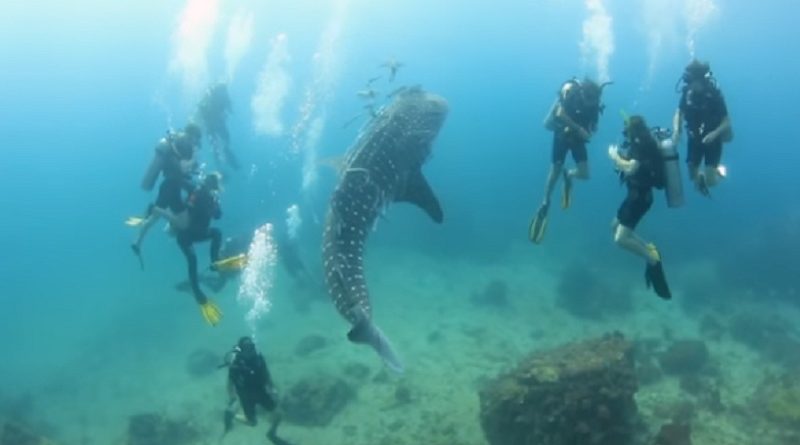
{"left": 322, "top": 86, "right": 448, "bottom": 372}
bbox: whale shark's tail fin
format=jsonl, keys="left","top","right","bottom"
{"left": 348, "top": 317, "right": 404, "bottom": 374}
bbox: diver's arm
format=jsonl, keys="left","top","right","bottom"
{"left": 555, "top": 106, "right": 590, "bottom": 140}
{"left": 704, "top": 115, "right": 732, "bottom": 144}
{"left": 608, "top": 145, "right": 639, "bottom": 176}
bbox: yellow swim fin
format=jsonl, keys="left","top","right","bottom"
{"left": 213, "top": 253, "right": 248, "bottom": 272}
{"left": 199, "top": 299, "right": 223, "bottom": 326}
{"left": 125, "top": 216, "right": 145, "bottom": 227}
{"left": 528, "top": 203, "right": 549, "bottom": 244}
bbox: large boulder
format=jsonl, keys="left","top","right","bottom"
{"left": 479, "top": 332, "right": 638, "bottom": 445}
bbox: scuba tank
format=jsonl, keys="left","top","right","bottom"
{"left": 652, "top": 127, "right": 683, "bottom": 208}
{"left": 140, "top": 131, "right": 175, "bottom": 191}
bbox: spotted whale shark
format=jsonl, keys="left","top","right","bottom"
{"left": 322, "top": 87, "right": 448, "bottom": 372}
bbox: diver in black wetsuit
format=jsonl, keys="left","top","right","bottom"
{"left": 608, "top": 115, "right": 672, "bottom": 300}
{"left": 225, "top": 336, "right": 277, "bottom": 425}
{"left": 220, "top": 336, "right": 294, "bottom": 444}
{"left": 672, "top": 59, "right": 732, "bottom": 196}
{"left": 177, "top": 173, "right": 224, "bottom": 326}
{"left": 529, "top": 77, "right": 610, "bottom": 244}
{"left": 131, "top": 124, "right": 202, "bottom": 261}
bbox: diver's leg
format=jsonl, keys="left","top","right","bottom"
{"left": 132, "top": 212, "right": 160, "bottom": 253}
{"left": 209, "top": 228, "right": 222, "bottom": 263}
{"left": 543, "top": 163, "right": 563, "bottom": 206}
{"left": 566, "top": 143, "right": 590, "bottom": 180}
{"left": 178, "top": 234, "right": 206, "bottom": 304}
{"left": 614, "top": 187, "right": 656, "bottom": 263}
{"left": 151, "top": 207, "right": 189, "bottom": 231}
{"left": 543, "top": 135, "right": 568, "bottom": 206}
{"left": 239, "top": 394, "right": 258, "bottom": 426}
{"left": 703, "top": 141, "right": 725, "bottom": 187}
{"left": 614, "top": 224, "right": 659, "bottom": 264}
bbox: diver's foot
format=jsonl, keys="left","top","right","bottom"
{"left": 696, "top": 173, "right": 710, "bottom": 197}
{"left": 131, "top": 243, "right": 144, "bottom": 270}
{"left": 561, "top": 171, "right": 573, "bottom": 209}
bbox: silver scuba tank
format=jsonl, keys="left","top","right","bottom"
{"left": 654, "top": 128, "right": 683, "bottom": 208}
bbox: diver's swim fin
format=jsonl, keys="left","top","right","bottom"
{"left": 125, "top": 216, "right": 145, "bottom": 227}
{"left": 528, "top": 203, "right": 549, "bottom": 244}
{"left": 199, "top": 299, "right": 223, "bottom": 326}
{"left": 561, "top": 171, "right": 573, "bottom": 209}
{"left": 645, "top": 261, "right": 671, "bottom": 300}
{"left": 131, "top": 243, "right": 144, "bottom": 270}
{"left": 348, "top": 316, "right": 404, "bottom": 373}
{"left": 212, "top": 253, "right": 248, "bottom": 272}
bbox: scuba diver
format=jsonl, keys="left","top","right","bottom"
{"left": 176, "top": 172, "right": 225, "bottom": 326}
{"left": 672, "top": 59, "right": 732, "bottom": 196}
{"left": 220, "top": 336, "right": 294, "bottom": 445}
{"left": 129, "top": 123, "right": 202, "bottom": 267}
{"left": 195, "top": 82, "right": 238, "bottom": 171}
{"left": 530, "top": 77, "right": 610, "bottom": 244}
{"left": 608, "top": 115, "right": 672, "bottom": 300}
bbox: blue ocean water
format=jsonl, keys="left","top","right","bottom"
{"left": 0, "top": 1, "right": 798, "bottom": 444}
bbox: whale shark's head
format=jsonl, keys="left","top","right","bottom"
{"left": 387, "top": 87, "right": 449, "bottom": 160}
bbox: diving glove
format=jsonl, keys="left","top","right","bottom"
{"left": 199, "top": 299, "right": 223, "bottom": 326}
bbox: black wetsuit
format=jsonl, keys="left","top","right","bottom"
{"left": 154, "top": 135, "right": 195, "bottom": 214}
{"left": 229, "top": 350, "right": 276, "bottom": 424}
{"left": 617, "top": 137, "right": 664, "bottom": 229}
{"left": 551, "top": 82, "right": 600, "bottom": 164}
{"left": 177, "top": 185, "right": 222, "bottom": 304}
{"left": 679, "top": 80, "right": 729, "bottom": 167}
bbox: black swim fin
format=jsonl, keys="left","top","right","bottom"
{"left": 528, "top": 203, "right": 549, "bottom": 244}
{"left": 131, "top": 244, "right": 144, "bottom": 270}
{"left": 645, "top": 261, "right": 672, "bottom": 300}
{"left": 561, "top": 171, "right": 573, "bottom": 209}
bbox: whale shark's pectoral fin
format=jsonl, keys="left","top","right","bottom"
{"left": 396, "top": 169, "right": 443, "bottom": 223}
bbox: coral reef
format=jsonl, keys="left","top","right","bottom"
{"left": 184, "top": 348, "right": 221, "bottom": 378}
{"left": 282, "top": 374, "right": 355, "bottom": 426}
{"left": 470, "top": 279, "right": 510, "bottom": 308}
{"left": 479, "top": 332, "right": 638, "bottom": 445}
{"left": 293, "top": 334, "right": 328, "bottom": 357}
{"left": 657, "top": 340, "right": 709, "bottom": 376}
{"left": 125, "top": 413, "right": 199, "bottom": 445}
{"left": 556, "top": 262, "right": 632, "bottom": 320}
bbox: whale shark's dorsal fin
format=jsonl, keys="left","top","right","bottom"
{"left": 396, "top": 169, "right": 443, "bottom": 223}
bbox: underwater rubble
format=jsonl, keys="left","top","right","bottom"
{"left": 125, "top": 412, "right": 200, "bottom": 445}
{"left": 0, "top": 418, "right": 59, "bottom": 445}
{"left": 478, "top": 332, "right": 638, "bottom": 445}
